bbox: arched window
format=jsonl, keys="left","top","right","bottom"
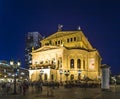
{"left": 70, "top": 59, "right": 74, "bottom": 68}
{"left": 70, "top": 74, "right": 74, "bottom": 80}
{"left": 83, "top": 60, "right": 85, "bottom": 69}
{"left": 77, "top": 59, "right": 81, "bottom": 68}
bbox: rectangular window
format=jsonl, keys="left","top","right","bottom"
{"left": 74, "top": 37, "right": 76, "bottom": 41}
{"left": 67, "top": 39, "right": 69, "bottom": 43}
{"left": 58, "top": 41, "right": 60, "bottom": 44}
{"left": 71, "top": 38, "right": 73, "bottom": 42}
{"left": 55, "top": 41, "right": 57, "bottom": 45}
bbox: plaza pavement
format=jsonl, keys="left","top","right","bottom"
{"left": 0, "top": 85, "right": 120, "bottom": 99}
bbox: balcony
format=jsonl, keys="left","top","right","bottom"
{"left": 30, "top": 63, "right": 56, "bottom": 69}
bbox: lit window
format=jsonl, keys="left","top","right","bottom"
{"left": 70, "top": 59, "right": 74, "bottom": 68}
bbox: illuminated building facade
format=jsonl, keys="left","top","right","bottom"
{"left": 0, "top": 60, "right": 12, "bottom": 82}
{"left": 29, "top": 29, "right": 102, "bottom": 82}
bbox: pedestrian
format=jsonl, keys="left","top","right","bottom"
{"left": 22, "top": 81, "right": 27, "bottom": 95}
{"left": 6, "top": 82, "right": 11, "bottom": 95}
{"left": 1, "top": 83, "right": 6, "bottom": 95}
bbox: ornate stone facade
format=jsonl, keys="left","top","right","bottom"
{"left": 29, "top": 30, "right": 102, "bottom": 82}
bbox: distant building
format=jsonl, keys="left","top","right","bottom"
{"left": 29, "top": 28, "right": 102, "bottom": 82}
{"left": 25, "top": 32, "right": 43, "bottom": 68}
{"left": 0, "top": 60, "right": 11, "bottom": 81}
{"left": 0, "top": 60, "right": 29, "bottom": 83}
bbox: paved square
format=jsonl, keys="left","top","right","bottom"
{"left": 0, "top": 85, "right": 120, "bottom": 99}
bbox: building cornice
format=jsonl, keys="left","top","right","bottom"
{"left": 32, "top": 45, "right": 60, "bottom": 53}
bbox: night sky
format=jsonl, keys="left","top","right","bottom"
{"left": 0, "top": 0, "right": 120, "bottom": 74}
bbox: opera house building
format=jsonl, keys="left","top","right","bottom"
{"left": 29, "top": 29, "right": 102, "bottom": 82}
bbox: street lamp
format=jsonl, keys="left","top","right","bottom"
{"left": 10, "top": 60, "right": 21, "bottom": 95}
{"left": 64, "top": 70, "right": 70, "bottom": 81}
{"left": 59, "top": 69, "right": 63, "bottom": 83}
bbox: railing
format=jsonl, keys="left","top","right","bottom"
{"left": 30, "top": 64, "right": 56, "bottom": 69}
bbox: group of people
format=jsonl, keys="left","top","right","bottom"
{"left": 29, "top": 80, "right": 60, "bottom": 96}
{"left": 0, "top": 80, "right": 29, "bottom": 96}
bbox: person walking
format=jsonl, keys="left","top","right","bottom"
{"left": 22, "top": 81, "right": 28, "bottom": 95}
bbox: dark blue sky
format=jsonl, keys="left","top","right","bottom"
{"left": 0, "top": 0, "right": 120, "bottom": 74}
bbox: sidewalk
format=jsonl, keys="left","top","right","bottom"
{"left": 95, "top": 85, "right": 120, "bottom": 99}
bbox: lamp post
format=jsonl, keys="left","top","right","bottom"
{"left": 64, "top": 70, "right": 70, "bottom": 81}
{"left": 59, "top": 69, "right": 63, "bottom": 83}
{"left": 10, "top": 60, "right": 21, "bottom": 95}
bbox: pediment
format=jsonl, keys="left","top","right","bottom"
{"left": 42, "top": 31, "right": 78, "bottom": 40}
{"left": 40, "top": 30, "right": 94, "bottom": 50}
